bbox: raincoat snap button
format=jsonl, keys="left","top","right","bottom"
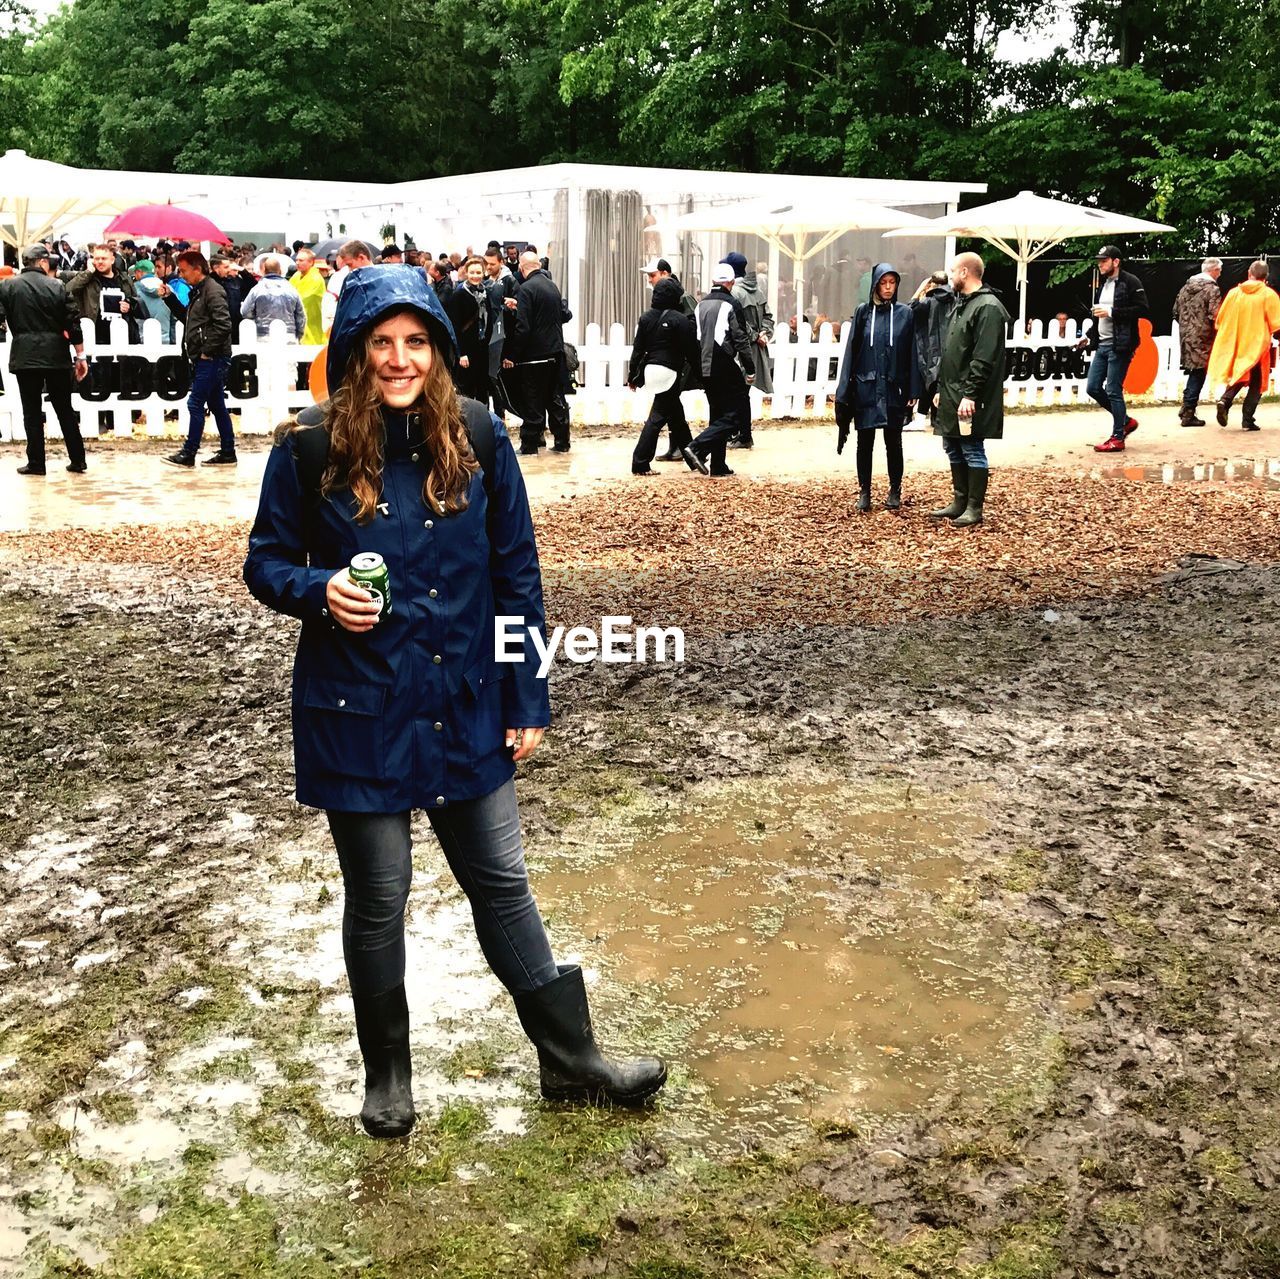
{"left": 428, "top": 589, "right": 438, "bottom": 599}
{"left": 424, "top": 519, "right": 434, "bottom": 529}
{"left": 433, "top": 654, "right": 442, "bottom": 664}
{"left": 411, "top": 452, "right": 419, "bottom": 462}
{"left": 337, "top": 698, "right": 346, "bottom": 708}
{"left": 435, "top": 795, "right": 445, "bottom": 806}
{"left": 434, "top": 721, "right": 442, "bottom": 731}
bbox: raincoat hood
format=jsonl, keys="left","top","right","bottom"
{"left": 869, "top": 262, "right": 900, "bottom": 305}
{"left": 738, "top": 271, "right": 764, "bottom": 298}
{"left": 651, "top": 277, "right": 683, "bottom": 310}
{"left": 327, "top": 264, "right": 457, "bottom": 392}
{"left": 1239, "top": 279, "right": 1267, "bottom": 295}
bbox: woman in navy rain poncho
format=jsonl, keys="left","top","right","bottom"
{"left": 833, "top": 263, "right": 920, "bottom": 511}
{"left": 244, "top": 267, "right": 665, "bottom": 1138}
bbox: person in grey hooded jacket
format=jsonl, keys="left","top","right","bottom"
{"left": 732, "top": 268, "right": 775, "bottom": 394}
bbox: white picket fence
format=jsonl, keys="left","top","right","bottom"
{"left": 0, "top": 315, "right": 1259, "bottom": 441}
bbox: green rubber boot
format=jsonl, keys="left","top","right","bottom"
{"left": 930, "top": 464, "right": 968, "bottom": 519}
{"left": 952, "top": 468, "right": 989, "bottom": 528}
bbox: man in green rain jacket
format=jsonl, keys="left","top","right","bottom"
{"left": 931, "top": 252, "right": 1008, "bottom": 528}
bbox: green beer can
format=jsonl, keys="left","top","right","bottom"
{"left": 350, "top": 552, "right": 392, "bottom": 617}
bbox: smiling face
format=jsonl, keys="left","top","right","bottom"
{"left": 464, "top": 260, "right": 485, "bottom": 286}
{"left": 367, "top": 311, "right": 434, "bottom": 409}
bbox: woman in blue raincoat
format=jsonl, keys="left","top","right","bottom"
{"left": 833, "top": 263, "right": 920, "bottom": 511}
{"left": 244, "top": 267, "right": 665, "bottom": 1138}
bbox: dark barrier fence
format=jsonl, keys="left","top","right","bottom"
{"left": 984, "top": 256, "right": 1280, "bottom": 337}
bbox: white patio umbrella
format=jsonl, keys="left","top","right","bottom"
{"left": 0, "top": 149, "right": 192, "bottom": 250}
{"left": 652, "top": 195, "right": 929, "bottom": 322}
{"left": 884, "top": 190, "right": 1176, "bottom": 331}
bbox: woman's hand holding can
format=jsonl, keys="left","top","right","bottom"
{"left": 326, "top": 569, "right": 383, "bottom": 632}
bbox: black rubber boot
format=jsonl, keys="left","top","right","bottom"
{"left": 930, "top": 464, "right": 968, "bottom": 519}
{"left": 952, "top": 468, "right": 989, "bottom": 528}
{"left": 352, "top": 984, "right": 415, "bottom": 1138}
{"left": 856, "top": 489, "right": 872, "bottom": 513}
{"left": 885, "top": 487, "right": 902, "bottom": 510}
{"left": 513, "top": 965, "right": 667, "bottom": 1106}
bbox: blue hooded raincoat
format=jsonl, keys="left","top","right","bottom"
{"left": 243, "top": 266, "right": 551, "bottom": 814}
{"left": 834, "top": 263, "right": 920, "bottom": 431}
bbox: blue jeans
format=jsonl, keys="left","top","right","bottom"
{"left": 326, "top": 779, "right": 559, "bottom": 998}
{"left": 1182, "top": 366, "right": 1207, "bottom": 410}
{"left": 184, "top": 355, "right": 236, "bottom": 456}
{"left": 1086, "top": 343, "right": 1134, "bottom": 437}
{"left": 941, "top": 434, "right": 988, "bottom": 470}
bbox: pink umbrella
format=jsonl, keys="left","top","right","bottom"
{"left": 103, "top": 203, "right": 231, "bottom": 244}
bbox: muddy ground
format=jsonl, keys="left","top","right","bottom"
{"left": 1, "top": 472, "right": 1279, "bottom": 1278}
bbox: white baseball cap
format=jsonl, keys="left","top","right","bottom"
{"left": 641, "top": 258, "right": 672, "bottom": 274}
{"left": 711, "top": 264, "right": 736, "bottom": 284}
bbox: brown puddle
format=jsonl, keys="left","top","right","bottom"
{"left": 1092, "top": 457, "right": 1280, "bottom": 489}
{"left": 545, "top": 781, "right": 1047, "bottom": 1139}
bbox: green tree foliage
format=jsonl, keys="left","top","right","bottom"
{"left": 2, "top": 0, "right": 1276, "bottom": 253}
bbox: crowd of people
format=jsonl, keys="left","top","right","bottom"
{"left": 0, "top": 234, "right": 573, "bottom": 473}
{"left": 1, "top": 231, "right": 1275, "bottom": 513}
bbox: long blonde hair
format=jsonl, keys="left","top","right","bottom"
{"left": 282, "top": 320, "right": 478, "bottom": 524}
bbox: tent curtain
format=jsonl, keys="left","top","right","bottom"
{"left": 582, "top": 188, "right": 644, "bottom": 334}
{"left": 549, "top": 187, "right": 568, "bottom": 280}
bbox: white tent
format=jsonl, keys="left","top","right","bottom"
{"left": 885, "top": 190, "right": 1176, "bottom": 329}
{"left": 653, "top": 194, "right": 930, "bottom": 322}
{"left": 0, "top": 148, "right": 391, "bottom": 252}
{"left": 0, "top": 150, "right": 177, "bottom": 249}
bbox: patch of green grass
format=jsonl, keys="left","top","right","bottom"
{"left": 90, "top": 1091, "right": 138, "bottom": 1125}
{"left": 1057, "top": 928, "right": 1123, "bottom": 990}
{"left": 441, "top": 1041, "right": 502, "bottom": 1083}
{"left": 999, "top": 848, "right": 1047, "bottom": 894}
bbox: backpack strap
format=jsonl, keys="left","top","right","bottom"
{"left": 289, "top": 397, "right": 499, "bottom": 542}
{"left": 458, "top": 396, "right": 496, "bottom": 497}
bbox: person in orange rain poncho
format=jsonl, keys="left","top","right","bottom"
{"left": 1208, "top": 260, "right": 1280, "bottom": 431}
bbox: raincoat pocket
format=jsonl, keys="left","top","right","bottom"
{"left": 457, "top": 659, "right": 511, "bottom": 764}
{"left": 296, "top": 677, "right": 388, "bottom": 781}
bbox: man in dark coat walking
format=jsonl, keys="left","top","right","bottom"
{"left": 1171, "top": 258, "right": 1222, "bottom": 427}
{"left": 930, "top": 252, "right": 1007, "bottom": 528}
{"left": 1083, "top": 245, "right": 1149, "bottom": 452}
{"left": 157, "top": 250, "right": 237, "bottom": 468}
{"left": 503, "top": 251, "right": 571, "bottom": 454}
{"left": 683, "top": 264, "right": 755, "bottom": 477}
{"left": 0, "top": 244, "right": 90, "bottom": 475}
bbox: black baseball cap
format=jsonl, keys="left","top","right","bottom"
{"left": 1096, "top": 244, "right": 1122, "bottom": 261}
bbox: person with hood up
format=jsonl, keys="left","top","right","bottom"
{"left": 832, "top": 263, "right": 920, "bottom": 511}
{"left": 626, "top": 276, "right": 698, "bottom": 474}
{"left": 730, "top": 260, "right": 775, "bottom": 396}
{"left": 244, "top": 267, "right": 666, "bottom": 1140}
{"left": 1207, "top": 260, "right": 1280, "bottom": 431}
{"left": 719, "top": 251, "right": 758, "bottom": 447}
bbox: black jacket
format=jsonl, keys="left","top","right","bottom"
{"left": 910, "top": 285, "right": 955, "bottom": 397}
{"left": 1087, "top": 269, "right": 1149, "bottom": 355}
{"left": 628, "top": 278, "right": 697, "bottom": 385}
{"left": 444, "top": 283, "right": 490, "bottom": 361}
{"left": 164, "top": 274, "right": 233, "bottom": 359}
{"left": 506, "top": 269, "right": 565, "bottom": 363}
{"left": 0, "top": 268, "right": 82, "bottom": 371}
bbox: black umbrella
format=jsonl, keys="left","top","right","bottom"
{"left": 310, "top": 237, "right": 380, "bottom": 260}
